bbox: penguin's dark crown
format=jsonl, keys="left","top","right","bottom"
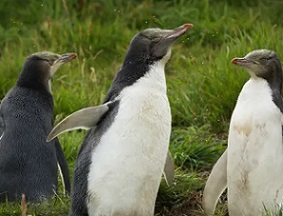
{"left": 27, "top": 51, "right": 61, "bottom": 65}
{"left": 124, "top": 24, "right": 192, "bottom": 64}
{"left": 17, "top": 51, "right": 77, "bottom": 91}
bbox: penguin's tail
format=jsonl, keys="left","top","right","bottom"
{"left": 55, "top": 138, "right": 71, "bottom": 195}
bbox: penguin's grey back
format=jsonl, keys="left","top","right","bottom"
{"left": 0, "top": 86, "right": 58, "bottom": 201}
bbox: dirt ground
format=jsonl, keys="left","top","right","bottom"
{"left": 158, "top": 191, "right": 228, "bottom": 216}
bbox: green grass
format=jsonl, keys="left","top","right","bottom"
{"left": 263, "top": 204, "right": 283, "bottom": 216}
{"left": 1, "top": 0, "right": 283, "bottom": 215}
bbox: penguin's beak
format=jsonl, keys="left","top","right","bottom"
{"left": 55, "top": 53, "right": 78, "bottom": 64}
{"left": 153, "top": 23, "right": 193, "bottom": 58}
{"left": 165, "top": 23, "right": 193, "bottom": 40}
{"left": 50, "top": 53, "right": 77, "bottom": 76}
{"left": 231, "top": 57, "right": 258, "bottom": 71}
{"left": 232, "top": 57, "right": 249, "bottom": 65}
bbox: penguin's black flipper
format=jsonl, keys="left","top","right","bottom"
{"left": 0, "top": 116, "right": 3, "bottom": 137}
{"left": 54, "top": 138, "right": 71, "bottom": 195}
{"left": 0, "top": 101, "right": 4, "bottom": 136}
{"left": 47, "top": 101, "right": 114, "bottom": 142}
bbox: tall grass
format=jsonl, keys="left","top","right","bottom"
{"left": 0, "top": 0, "right": 283, "bottom": 215}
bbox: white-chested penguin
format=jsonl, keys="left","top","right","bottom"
{"left": 202, "top": 49, "right": 283, "bottom": 215}
{"left": 0, "top": 51, "right": 76, "bottom": 202}
{"left": 47, "top": 23, "right": 193, "bottom": 216}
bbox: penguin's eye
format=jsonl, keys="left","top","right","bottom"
{"left": 44, "top": 57, "right": 57, "bottom": 65}
{"left": 152, "top": 38, "right": 161, "bottom": 43}
{"left": 41, "top": 59, "right": 52, "bottom": 65}
{"left": 260, "top": 57, "right": 272, "bottom": 63}
{"left": 260, "top": 58, "right": 268, "bottom": 63}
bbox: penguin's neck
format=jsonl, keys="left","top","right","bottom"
{"left": 137, "top": 60, "right": 167, "bottom": 93}
{"left": 243, "top": 77, "right": 283, "bottom": 113}
{"left": 17, "top": 62, "right": 51, "bottom": 93}
{"left": 240, "top": 78, "right": 272, "bottom": 102}
{"left": 104, "top": 58, "right": 167, "bottom": 102}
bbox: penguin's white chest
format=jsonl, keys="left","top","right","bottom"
{"left": 87, "top": 64, "right": 171, "bottom": 216}
{"left": 228, "top": 79, "right": 283, "bottom": 216}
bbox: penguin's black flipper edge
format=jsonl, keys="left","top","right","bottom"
{"left": 54, "top": 138, "right": 71, "bottom": 195}
{"left": 202, "top": 149, "right": 228, "bottom": 216}
{"left": 0, "top": 101, "right": 4, "bottom": 136}
{"left": 47, "top": 102, "right": 113, "bottom": 142}
{"left": 0, "top": 115, "right": 3, "bottom": 138}
{"left": 163, "top": 151, "right": 175, "bottom": 186}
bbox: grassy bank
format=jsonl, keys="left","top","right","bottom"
{"left": 0, "top": 0, "right": 283, "bottom": 215}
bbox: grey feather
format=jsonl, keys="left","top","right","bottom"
{"left": 47, "top": 102, "right": 112, "bottom": 142}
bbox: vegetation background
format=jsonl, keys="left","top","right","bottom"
{"left": 0, "top": 0, "right": 283, "bottom": 215}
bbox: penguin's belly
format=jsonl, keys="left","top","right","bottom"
{"left": 87, "top": 89, "right": 171, "bottom": 216}
{"left": 227, "top": 83, "right": 283, "bottom": 216}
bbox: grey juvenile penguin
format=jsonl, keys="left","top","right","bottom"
{"left": 0, "top": 51, "right": 77, "bottom": 202}
{"left": 48, "top": 23, "right": 193, "bottom": 216}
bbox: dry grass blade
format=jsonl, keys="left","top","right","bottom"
{"left": 21, "top": 194, "right": 27, "bottom": 216}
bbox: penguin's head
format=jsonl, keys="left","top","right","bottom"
{"left": 17, "top": 51, "right": 77, "bottom": 92}
{"left": 231, "top": 49, "right": 282, "bottom": 81}
{"left": 125, "top": 23, "right": 193, "bottom": 65}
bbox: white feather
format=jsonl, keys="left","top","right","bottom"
{"left": 87, "top": 60, "right": 171, "bottom": 216}
{"left": 57, "top": 163, "right": 65, "bottom": 195}
{"left": 228, "top": 78, "right": 283, "bottom": 216}
{"left": 0, "top": 133, "right": 3, "bottom": 141}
